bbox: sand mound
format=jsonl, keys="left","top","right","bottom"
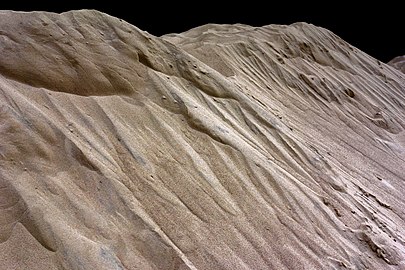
{"left": 1, "top": 10, "right": 405, "bottom": 270}
{"left": 388, "top": 56, "right": 405, "bottom": 74}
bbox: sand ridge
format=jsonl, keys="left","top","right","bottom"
{"left": 1, "top": 9, "right": 405, "bottom": 269}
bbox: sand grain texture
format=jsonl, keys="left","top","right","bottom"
{"left": 1, "top": 10, "right": 405, "bottom": 270}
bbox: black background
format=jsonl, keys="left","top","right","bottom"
{"left": 1, "top": 1, "right": 403, "bottom": 63}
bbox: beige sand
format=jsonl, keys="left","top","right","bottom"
{"left": 388, "top": 56, "right": 405, "bottom": 74}
{"left": 0, "top": 10, "right": 404, "bottom": 270}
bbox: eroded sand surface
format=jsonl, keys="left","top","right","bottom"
{"left": 1, "top": 10, "right": 405, "bottom": 270}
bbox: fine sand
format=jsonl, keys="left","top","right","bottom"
{"left": 0, "top": 10, "right": 405, "bottom": 270}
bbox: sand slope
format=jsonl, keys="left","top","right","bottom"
{"left": 0, "top": 10, "right": 404, "bottom": 270}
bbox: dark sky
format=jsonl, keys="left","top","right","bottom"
{"left": 2, "top": 2, "right": 403, "bottom": 63}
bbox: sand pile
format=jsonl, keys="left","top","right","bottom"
{"left": 0, "top": 10, "right": 404, "bottom": 269}
{"left": 388, "top": 56, "right": 405, "bottom": 74}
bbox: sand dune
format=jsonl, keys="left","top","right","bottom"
{"left": 0, "top": 10, "right": 404, "bottom": 269}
